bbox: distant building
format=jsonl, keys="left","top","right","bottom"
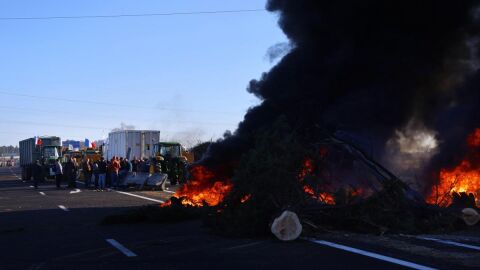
{"left": 62, "top": 140, "right": 81, "bottom": 150}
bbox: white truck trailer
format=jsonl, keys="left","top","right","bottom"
{"left": 104, "top": 130, "right": 160, "bottom": 160}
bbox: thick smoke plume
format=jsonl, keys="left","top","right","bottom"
{"left": 200, "top": 0, "right": 480, "bottom": 195}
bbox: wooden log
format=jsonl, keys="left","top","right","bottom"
{"left": 271, "top": 211, "right": 303, "bottom": 241}
{"left": 462, "top": 208, "right": 480, "bottom": 226}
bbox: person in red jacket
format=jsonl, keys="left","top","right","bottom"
{"left": 111, "top": 156, "right": 121, "bottom": 189}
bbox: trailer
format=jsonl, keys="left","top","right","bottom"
{"left": 104, "top": 130, "right": 160, "bottom": 160}
{"left": 19, "top": 136, "right": 62, "bottom": 180}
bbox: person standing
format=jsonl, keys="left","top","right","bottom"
{"left": 131, "top": 157, "right": 138, "bottom": 177}
{"left": 97, "top": 157, "right": 107, "bottom": 191}
{"left": 119, "top": 157, "right": 128, "bottom": 180}
{"left": 82, "top": 158, "right": 93, "bottom": 188}
{"left": 92, "top": 161, "right": 99, "bottom": 189}
{"left": 55, "top": 158, "right": 63, "bottom": 189}
{"left": 126, "top": 158, "right": 132, "bottom": 174}
{"left": 64, "top": 158, "right": 77, "bottom": 188}
{"left": 111, "top": 156, "right": 120, "bottom": 189}
{"left": 32, "top": 160, "right": 42, "bottom": 189}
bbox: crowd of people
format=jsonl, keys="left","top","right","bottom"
{"left": 29, "top": 155, "right": 187, "bottom": 191}
{"left": 0, "top": 158, "right": 16, "bottom": 167}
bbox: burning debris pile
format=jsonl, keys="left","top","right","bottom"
{"left": 158, "top": 0, "right": 480, "bottom": 238}
{"left": 427, "top": 128, "right": 480, "bottom": 207}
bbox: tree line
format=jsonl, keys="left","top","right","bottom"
{"left": 0, "top": 146, "right": 19, "bottom": 155}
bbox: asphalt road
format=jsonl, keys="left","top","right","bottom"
{"left": 0, "top": 167, "right": 479, "bottom": 270}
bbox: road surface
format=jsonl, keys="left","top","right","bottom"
{"left": 0, "top": 167, "right": 478, "bottom": 269}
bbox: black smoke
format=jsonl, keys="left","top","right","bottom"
{"left": 200, "top": 0, "right": 480, "bottom": 194}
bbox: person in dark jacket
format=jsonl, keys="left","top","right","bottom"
{"left": 32, "top": 160, "right": 43, "bottom": 189}
{"left": 82, "top": 158, "right": 93, "bottom": 188}
{"left": 131, "top": 157, "right": 138, "bottom": 176}
{"left": 55, "top": 158, "right": 63, "bottom": 189}
{"left": 64, "top": 158, "right": 77, "bottom": 188}
{"left": 97, "top": 157, "right": 107, "bottom": 190}
{"left": 92, "top": 162, "right": 99, "bottom": 189}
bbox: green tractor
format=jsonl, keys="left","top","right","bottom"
{"left": 152, "top": 142, "right": 192, "bottom": 185}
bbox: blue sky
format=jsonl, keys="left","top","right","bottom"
{"left": 0, "top": 0, "right": 287, "bottom": 147}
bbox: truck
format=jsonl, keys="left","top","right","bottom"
{"left": 19, "top": 136, "right": 62, "bottom": 180}
{"left": 104, "top": 130, "right": 160, "bottom": 160}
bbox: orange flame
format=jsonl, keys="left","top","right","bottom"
{"left": 298, "top": 159, "right": 314, "bottom": 179}
{"left": 299, "top": 159, "right": 336, "bottom": 205}
{"left": 164, "top": 166, "right": 232, "bottom": 207}
{"left": 303, "top": 185, "right": 336, "bottom": 204}
{"left": 427, "top": 128, "right": 480, "bottom": 206}
{"left": 467, "top": 128, "right": 480, "bottom": 147}
{"left": 240, "top": 194, "right": 252, "bottom": 203}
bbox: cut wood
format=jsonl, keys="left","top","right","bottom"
{"left": 271, "top": 211, "right": 303, "bottom": 241}
{"left": 462, "top": 208, "right": 480, "bottom": 226}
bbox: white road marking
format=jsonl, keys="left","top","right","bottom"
{"left": 39, "top": 192, "right": 46, "bottom": 196}
{"left": 106, "top": 239, "right": 137, "bottom": 257}
{"left": 8, "top": 168, "right": 21, "bottom": 180}
{"left": 306, "top": 238, "right": 437, "bottom": 270}
{"left": 75, "top": 180, "right": 164, "bottom": 203}
{"left": 164, "top": 190, "right": 175, "bottom": 194}
{"left": 116, "top": 191, "right": 164, "bottom": 203}
{"left": 29, "top": 186, "right": 34, "bottom": 188}
{"left": 58, "top": 205, "right": 69, "bottom": 212}
{"left": 70, "top": 188, "right": 81, "bottom": 194}
{"left": 416, "top": 236, "right": 480, "bottom": 251}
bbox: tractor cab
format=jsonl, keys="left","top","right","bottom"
{"left": 153, "top": 142, "right": 191, "bottom": 185}
{"left": 154, "top": 142, "right": 182, "bottom": 159}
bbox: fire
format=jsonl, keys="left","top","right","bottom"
{"left": 303, "top": 185, "right": 336, "bottom": 204}
{"left": 467, "top": 128, "right": 480, "bottom": 147}
{"left": 299, "top": 159, "right": 335, "bottom": 205}
{"left": 427, "top": 160, "right": 480, "bottom": 206}
{"left": 240, "top": 194, "right": 252, "bottom": 203}
{"left": 427, "top": 128, "right": 480, "bottom": 206}
{"left": 298, "top": 159, "right": 314, "bottom": 179}
{"left": 165, "top": 166, "right": 232, "bottom": 207}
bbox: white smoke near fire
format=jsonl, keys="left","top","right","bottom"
{"left": 383, "top": 121, "right": 439, "bottom": 186}
{"left": 111, "top": 122, "right": 136, "bottom": 132}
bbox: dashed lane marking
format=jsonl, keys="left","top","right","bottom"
{"left": 39, "top": 192, "right": 46, "bottom": 196}
{"left": 106, "top": 239, "right": 137, "bottom": 257}
{"left": 306, "top": 238, "right": 437, "bottom": 270}
{"left": 69, "top": 188, "right": 81, "bottom": 194}
{"left": 58, "top": 205, "right": 69, "bottom": 212}
{"left": 8, "top": 167, "right": 21, "bottom": 180}
{"left": 415, "top": 236, "right": 480, "bottom": 251}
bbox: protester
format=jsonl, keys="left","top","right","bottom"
{"left": 97, "top": 157, "right": 107, "bottom": 191}
{"left": 142, "top": 158, "right": 150, "bottom": 173}
{"left": 119, "top": 157, "right": 128, "bottom": 180}
{"left": 55, "top": 158, "right": 63, "bottom": 189}
{"left": 64, "top": 157, "right": 77, "bottom": 188}
{"left": 82, "top": 158, "right": 93, "bottom": 188}
{"left": 111, "top": 156, "right": 120, "bottom": 188}
{"left": 32, "top": 160, "right": 42, "bottom": 189}
{"left": 92, "top": 161, "right": 99, "bottom": 189}
{"left": 127, "top": 158, "right": 132, "bottom": 173}
{"left": 131, "top": 157, "right": 138, "bottom": 177}
{"left": 106, "top": 160, "right": 112, "bottom": 188}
